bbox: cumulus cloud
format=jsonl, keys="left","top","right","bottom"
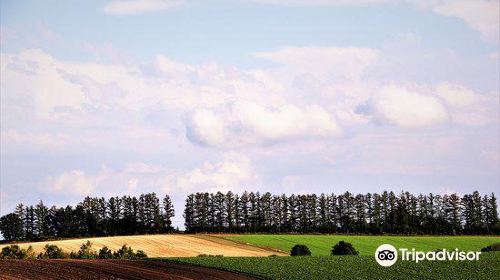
{"left": 435, "top": 82, "right": 482, "bottom": 108}
{"left": 165, "top": 151, "right": 256, "bottom": 193}
{"left": 371, "top": 85, "right": 449, "bottom": 128}
{"left": 46, "top": 170, "right": 96, "bottom": 196}
{"left": 255, "top": 46, "right": 377, "bottom": 81}
{"left": 432, "top": 0, "right": 499, "bottom": 43}
{"left": 44, "top": 165, "right": 144, "bottom": 197}
{"left": 186, "top": 101, "right": 342, "bottom": 147}
{"left": 103, "top": 0, "right": 181, "bottom": 15}
{"left": 43, "top": 152, "right": 256, "bottom": 197}
{"left": 434, "top": 82, "right": 496, "bottom": 126}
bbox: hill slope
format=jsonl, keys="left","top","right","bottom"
{"left": 1, "top": 234, "right": 282, "bottom": 257}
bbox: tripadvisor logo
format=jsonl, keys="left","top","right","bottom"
{"left": 375, "top": 244, "right": 482, "bottom": 267}
{"left": 375, "top": 244, "right": 398, "bottom": 267}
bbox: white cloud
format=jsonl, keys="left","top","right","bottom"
{"left": 165, "top": 151, "right": 256, "bottom": 193}
{"left": 124, "top": 163, "right": 160, "bottom": 174}
{"left": 46, "top": 170, "right": 96, "bottom": 196}
{"left": 432, "top": 0, "right": 499, "bottom": 43}
{"left": 43, "top": 153, "right": 256, "bottom": 197}
{"left": 186, "top": 101, "right": 342, "bottom": 147}
{"left": 255, "top": 46, "right": 377, "bottom": 81}
{"left": 434, "top": 82, "right": 496, "bottom": 126}
{"left": 103, "top": 0, "right": 180, "bottom": 15}
{"left": 372, "top": 85, "right": 449, "bottom": 128}
{"left": 435, "top": 82, "right": 481, "bottom": 108}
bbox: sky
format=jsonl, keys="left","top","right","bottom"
{"left": 1, "top": 0, "right": 499, "bottom": 228}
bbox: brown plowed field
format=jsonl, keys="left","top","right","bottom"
{"left": 0, "top": 234, "right": 283, "bottom": 257}
{"left": 0, "top": 259, "right": 261, "bottom": 280}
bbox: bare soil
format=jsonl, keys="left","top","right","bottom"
{"left": 0, "top": 259, "right": 261, "bottom": 280}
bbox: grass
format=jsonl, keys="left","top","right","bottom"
{"left": 223, "top": 235, "right": 500, "bottom": 256}
{"left": 162, "top": 253, "right": 500, "bottom": 280}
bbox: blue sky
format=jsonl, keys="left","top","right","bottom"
{"left": 1, "top": 0, "right": 499, "bottom": 227}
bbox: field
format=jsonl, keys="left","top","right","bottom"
{"left": 2, "top": 234, "right": 499, "bottom": 280}
{"left": 0, "top": 259, "right": 261, "bottom": 280}
{"left": 0, "top": 234, "right": 282, "bottom": 257}
{"left": 222, "top": 235, "right": 500, "bottom": 256}
{"left": 164, "top": 253, "right": 500, "bottom": 280}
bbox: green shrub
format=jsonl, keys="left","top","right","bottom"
{"left": 26, "top": 246, "right": 36, "bottom": 259}
{"left": 113, "top": 245, "right": 135, "bottom": 259}
{"left": 1, "top": 245, "right": 27, "bottom": 259}
{"left": 135, "top": 250, "right": 148, "bottom": 259}
{"left": 98, "top": 246, "right": 114, "bottom": 259}
{"left": 76, "top": 241, "right": 97, "bottom": 259}
{"left": 291, "top": 245, "right": 311, "bottom": 256}
{"left": 43, "top": 244, "right": 68, "bottom": 259}
{"left": 481, "top": 243, "right": 500, "bottom": 252}
{"left": 331, "top": 241, "right": 359, "bottom": 256}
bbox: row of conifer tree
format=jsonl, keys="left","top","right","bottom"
{"left": 184, "top": 191, "right": 499, "bottom": 235}
{"left": 0, "top": 193, "right": 175, "bottom": 241}
{"left": 1, "top": 190, "right": 499, "bottom": 241}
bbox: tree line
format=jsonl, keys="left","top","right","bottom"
{"left": 1, "top": 190, "right": 499, "bottom": 241}
{"left": 183, "top": 191, "right": 500, "bottom": 235}
{"left": 0, "top": 193, "right": 175, "bottom": 242}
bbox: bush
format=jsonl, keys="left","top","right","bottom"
{"left": 481, "top": 243, "right": 500, "bottom": 252}
{"left": 98, "top": 246, "right": 113, "bottom": 259}
{"left": 1, "top": 245, "right": 27, "bottom": 259}
{"left": 113, "top": 245, "right": 135, "bottom": 259}
{"left": 77, "top": 241, "right": 97, "bottom": 259}
{"left": 331, "top": 241, "right": 359, "bottom": 256}
{"left": 135, "top": 250, "right": 148, "bottom": 259}
{"left": 26, "top": 246, "right": 36, "bottom": 259}
{"left": 291, "top": 245, "right": 311, "bottom": 256}
{"left": 43, "top": 244, "right": 68, "bottom": 259}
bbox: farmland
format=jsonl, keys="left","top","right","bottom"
{"left": 0, "top": 234, "right": 281, "bottom": 258}
{"left": 165, "top": 253, "right": 500, "bottom": 280}
{"left": 222, "top": 235, "right": 500, "bottom": 256}
{"left": 0, "top": 259, "right": 261, "bottom": 280}
{"left": 1, "top": 234, "right": 499, "bottom": 280}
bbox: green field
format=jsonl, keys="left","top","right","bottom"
{"left": 161, "top": 235, "right": 500, "bottom": 280}
{"left": 163, "top": 254, "right": 500, "bottom": 280}
{"left": 223, "top": 235, "right": 500, "bottom": 256}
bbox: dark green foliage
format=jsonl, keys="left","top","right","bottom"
{"left": 135, "top": 250, "right": 148, "bottom": 258}
{"left": 1, "top": 245, "right": 27, "bottom": 259}
{"left": 331, "top": 241, "right": 359, "bottom": 256}
{"left": 98, "top": 246, "right": 113, "bottom": 259}
{"left": 0, "top": 213, "right": 24, "bottom": 241}
{"left": 113, "top": 244, "right": 136, "bottom": 259}
{"left": 43, "top": 244, "right": 68, "bottom": 259}
{"left": 481, "top": 243, "right": 500, "bottom": 252}
{"left": 76, "top": 241, "right": 97, "bottom": 259}
{"left": 291, "top": 245, "right": 311, "bottom": 256}
{"left": 183, "top": 190, "right": 500, "bottom": 235}
{"left": 0, "top": 192, "right": 175, "bottom": 242}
